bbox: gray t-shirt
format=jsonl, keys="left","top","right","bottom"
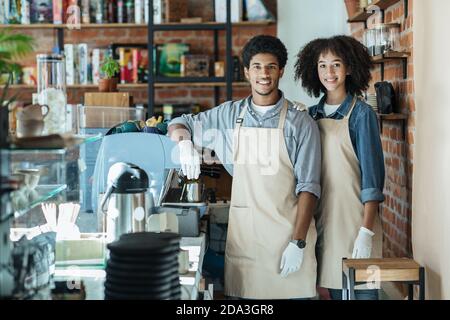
{"left": 169, "top": 92, "right": 321, "bottom": 198}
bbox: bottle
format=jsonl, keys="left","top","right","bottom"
{"left": 36, "top": 54, "right": 67, "bottom": 135}
{"left": 125, "top": 0, "right": 134, "bottom": 24}
{"left": 107, "top": 0, "right": 117, "bottom": 23}
{"left": 117, "top": 0, "right": 124, "bottom": 23}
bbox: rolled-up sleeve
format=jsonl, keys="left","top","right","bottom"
{"left": 354, "top": 108, "right": 385, "bottom": 203}
{"left": 293, "top": 116, "right": 321, "bottom": 198}
{"left": 168, "top": 102, "right": 236, "bottom": 174}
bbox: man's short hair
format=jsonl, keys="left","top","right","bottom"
{"left": 241, "top": 35, "right": 288, "bottom": 69}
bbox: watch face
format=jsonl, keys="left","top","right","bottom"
{"left": 297, "top": 240, "right": 306, "bottom": 249}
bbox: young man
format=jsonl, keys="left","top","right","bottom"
{"left": 168, "top": 35, "right": 321, "bottom": 299}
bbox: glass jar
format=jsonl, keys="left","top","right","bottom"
{"left": 36, "top": 54, "right": 67, "bottom": 135}
{"left": 363, "top": 29, "right": 376, "bottom": 56}
{"left": 371, "top": 24, "right": 401, "bottom": 55}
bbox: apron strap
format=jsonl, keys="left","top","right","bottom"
{"left": 234, "top": 100, "right": 248, "bottom": 161}
{"left": 235, "top": 102, "right": 248, "bottom": 129}
{"left": 278, "top": 100, "right": 289, "bottom": 129}
{"left": 344, "top": 96, "right": 358, "bottom": 120}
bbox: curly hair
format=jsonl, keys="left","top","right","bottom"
{"left": 242, "top": 35, "right": 288, "bottom": 69}
{"left": 294, "top": 35, "right": 373, "bottom": 97}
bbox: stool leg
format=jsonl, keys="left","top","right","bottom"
{"left": 419, "top": 267, "right": 425, "bottom": 300}
{"left": 408, "top": 284, "right": 414, "bottom": 300}
{"left": 342, "top": 271, "right": 348, "bottom": 300}
{"left": 349, "top": 268, "right": 356, "bottom": 300}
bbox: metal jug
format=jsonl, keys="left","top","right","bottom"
{"left": 100, "top": 162, "right": 153, "bottom": 243}
{"left": 180, "top": 179, "right": 203, "bottom": 203}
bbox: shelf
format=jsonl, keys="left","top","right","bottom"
{"left": 7, "top": 133, "right": 103, "bottom": 151}
{"left": 9, "top": 82, "right": 249, "bottom": 90}
{"left": 371, "top": 51, "right": 410, "bottom": 63}
{"left": 0, "top": 23, "right": 147, "bottom": 29}
{"left": 0, "top": 184, "right": 67, "bottom": 223}
{"left": 348, "top": 11, "right": 373, "bottom": 23}
{"left": 0, "top": 20, "right": 275, "bottom": 30}
{"left": 348, "top": 0, "right": 403, "bottom": 23}
{"left": 153, "top": 81, "right": 249, "bottom": 87}
{"left": 377, "top": 113, "right": 407, "bottom": 120}
{"left": 234, "top": 20, "right": 275, "bottom": 26}
{"left": 376, "top": 113, "right": 407, "bottom": 138}
{"left": 8, "top": 84, "right": 147, "bottom": 89}
{"left": 369, "top": 0, "right": 403, "bottom": 11}
{"left": 155, "top": 76, "right": 226, "bottom": 83}
{"left": 371, "top": 51, "right": 410, "bottom": 80}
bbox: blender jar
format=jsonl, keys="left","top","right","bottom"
{"left": 36, "top": 54, "right": 67, "bottom": 135}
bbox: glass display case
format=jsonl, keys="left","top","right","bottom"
{"left": 0, "top": 104, "right": 148, "bottom": 299}
{"left": 0, "top": 135, "right": 102, "bottom": 299}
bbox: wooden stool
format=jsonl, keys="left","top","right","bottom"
{"left": 342, "top": 258, "right": 425, "bottom": 300}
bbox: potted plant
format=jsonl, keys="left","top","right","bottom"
{"left": 0, "top": 29, "right": 34, "bottom": 85}
{"left": 0, "top": 29, "right": 34, "bottom": 146}
{"left": 99, "top": 56, "right": 120, "bottom": 92}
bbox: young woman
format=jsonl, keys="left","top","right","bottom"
{"left": 294, "top": 35, "right": 385, "bottom": 300}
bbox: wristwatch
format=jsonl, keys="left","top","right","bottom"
{"left": 290, "top": 239, "right": 306, "bottom": 249}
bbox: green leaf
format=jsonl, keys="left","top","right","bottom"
{"left": 0, "top": 29, "right": 35, "bottom": 74}
{"left": 100, "top": 56, "right": 120, "bottom": 79}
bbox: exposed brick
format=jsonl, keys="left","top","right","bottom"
{"left": 190, "top": 89, "right": 215, "bottom": 98}
{"left": 156, "top": 89, "right": 190, "bottom": 100}
{"left": 407, "top": 129, "right": 415, "bottom": 145}
{"left": 392, "top": 158, "right": 400, "bottom": 171}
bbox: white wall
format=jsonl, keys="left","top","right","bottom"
{"left": 412, "top": 0, "right": 450, "bottom": 300}
{"left": 277, "top": 0, "right": 350, "bottom": 106}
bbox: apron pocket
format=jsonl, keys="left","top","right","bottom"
{"left": 226, "top": 206, "right": 255, "bottom": 261}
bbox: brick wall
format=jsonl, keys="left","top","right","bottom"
{"left": 349, "top": 0, "right": 415, "bottom": 258}
{"left": 7, "top": 0, "right": 277, "bottom": 110}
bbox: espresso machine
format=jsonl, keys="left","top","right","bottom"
{"left": 92, "top": 133, "right": 206, "bottom": 238}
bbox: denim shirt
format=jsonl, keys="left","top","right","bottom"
{"left": 309, "top": 93, "right": 385, "bottom": 204}
{"left": 169, "top": 91, "right": 321, "bottom": 198}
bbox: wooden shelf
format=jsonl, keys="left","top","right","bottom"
{"left": 377, "top": 113, "right": 407, "bottom": 120}
{"left": 348, "top": 11, "right": 373, "bottom": 23}
{"left": 372, "top": 51, "right": 410, "bottom": 63}
{"left": 1, "top": 23, "right": 149, "bottom": 30}
{"left": 377, "top": 112, "right": 408, "bottom": 137}
{"left": 0, "top": 21, "right": 274, "bottom": 30}
{"left": 9, "top": 82, "right": 249, "bottom": 90}
{"left": 348, "top": 0, "right": 403, "bottom": 23}
{"left": 9, "top": 83, "right": 146, "bottom": 89}
{"left": 370, "top": 0, "right": 403, "bottom": 11}
{"left": 233, "top": 20, "right": 275, "bottom": 26}
{"left": 0, "top": 23, "right": 59, "bottom": 29}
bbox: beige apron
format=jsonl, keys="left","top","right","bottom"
{"left": 316, "top": 97, "right": 382, "bottom": 290}
{"left": 224, "top": 100, "right": 317, "bottom": 299}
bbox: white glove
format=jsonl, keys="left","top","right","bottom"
{"left": 178, "top": 140, "right": 200, "bottom": 180}
{"left": 293, "top": 101, "right": 307, "bottom": 111}
{"left": 280, "top": 242, "right": 304, "bottom": 277}
{"left": 352, "top": 226, "right": 375, "bottom": 259}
